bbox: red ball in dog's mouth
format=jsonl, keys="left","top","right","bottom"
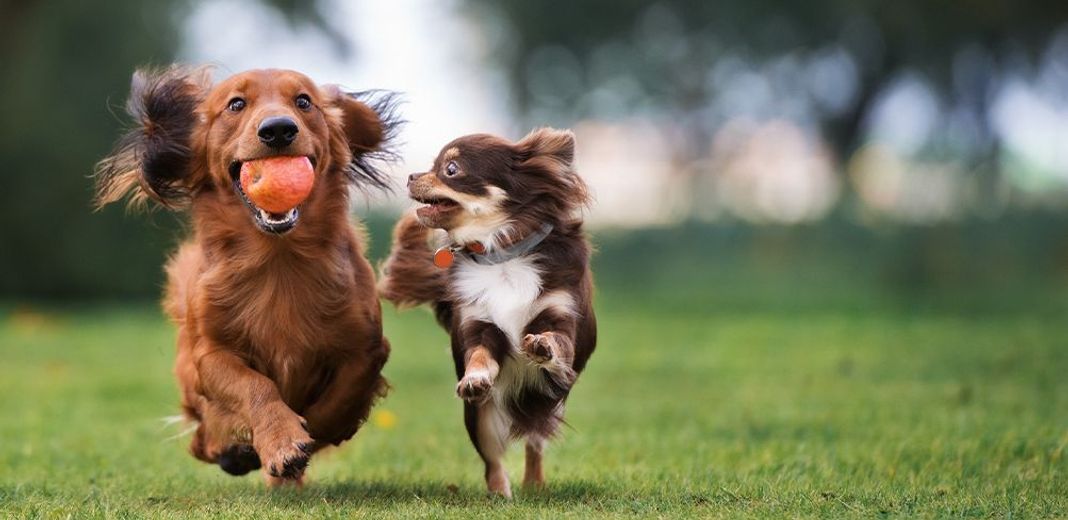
{"left": 239, "top": 156, "right": 314, "bottom": 214}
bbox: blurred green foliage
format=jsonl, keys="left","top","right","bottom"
{"left": 0, "top": 0, "right": 334, "bottom": 300}
{"left": 465, "top": 0, "right": 1068, "bottom": 155}
{"left": 0, "top": 0, "right": 192, "bottom": 299}
{"left": 464, "top": 0, "right": 1068, "bottom": 209}
{"left": 2, "top": 0, "right": 1068, "bottom": 303}
{"left": 591, "top": 214, "right": 1068, "bottom": 314}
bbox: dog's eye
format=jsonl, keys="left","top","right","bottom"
{"left": 295, "top": 94, "right": 312, "bottom": 111}
{"left": 444, "top": 161, "right": 460, "bottom": 177}
{"left": 227, "top": 97, "right": 246, "bottom": 112}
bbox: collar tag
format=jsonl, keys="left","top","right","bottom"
{"left": 433, "top": 247, "right": 456, "bottom": 269}
{"left": 436, "top": 224, "right": 554, "bottom": 268}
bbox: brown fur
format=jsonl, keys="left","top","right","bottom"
{"left": 380, "top": 128, "right": 596, "bottom": 497}
{"left": 95, "top": 66, "right": 396, "bottom": 485}
{"left": 377, "top": 212, "right": 448, "bottom": 309}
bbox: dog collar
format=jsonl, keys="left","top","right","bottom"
{"left": 433, "top": 223, "right": 554, "bottom": 269}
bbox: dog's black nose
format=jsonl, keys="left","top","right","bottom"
{"left": 258, "top": 116, "right": 299, "bottom": 149}
{"left": 407, "top": 172, "right": 424, "bottom": 186}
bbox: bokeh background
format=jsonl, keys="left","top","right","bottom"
{"left": 2, "top": 1, "right": 1068, "bottom": 516}
{"left": 3, "top": 0, "right": 1068, "bottom": 308}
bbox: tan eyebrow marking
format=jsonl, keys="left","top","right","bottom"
{"left": 443, "top": 147, "right": 460, "bottom": 162}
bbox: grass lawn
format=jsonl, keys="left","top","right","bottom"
{"left": 0, "top": 292, "right": 1065, "bottom": 518}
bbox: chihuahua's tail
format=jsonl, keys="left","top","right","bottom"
{"left": 378, "top": 211, "right": 449, "bottom": 318}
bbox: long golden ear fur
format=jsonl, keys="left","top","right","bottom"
{"left": 324, "top": 86, "right": 384, "bottom": 152}
{"left": 94, "top": 65, "right": 211, "bottom": 211}
{"left": 322, "top": 85, "right": 402, "bottom": 192}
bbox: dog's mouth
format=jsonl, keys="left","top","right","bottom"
{"left": 228, "top": 157, "right": 315, "bottom": 235}
{"left": 412, "top": 193, "right": 461, "bottom": 220}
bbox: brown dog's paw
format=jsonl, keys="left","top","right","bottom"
{"left": 254, "top": 408, "right": 315, "bottom": 482}
{"left": 457, "top": 371, "right": 494, "bottom": 403}
{"left": 521, "top": 333, "right": 555, "bottom": 365}
{"left": 263, "top": 471, "right": 306, "bottom": 488}
{"left": 263, "top": 439, "right": 313, "bottom": 480}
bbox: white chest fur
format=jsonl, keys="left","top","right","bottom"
{"left": 453, "top": 255, "right": 557, "bottom": 404}
{"left": 452, "top": 255, "right": 543, "bottom": 347}
{"left": 452, "top": 255, "right": 580, "bottom": 406}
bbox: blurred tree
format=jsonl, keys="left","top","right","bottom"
{"left": 0, "top": 0, "right": 342, "bottom": 300}
{"left": 256, "top": 0, "right": 353, "bottom": 57}
{"left": 461, "top": 0, "right": 1068, "bottom": 215}
{"left": 0, "top": 0, "right": 193, "bottom": 299}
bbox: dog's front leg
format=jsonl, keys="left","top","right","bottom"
{"left": 456, "top": 320, "right": 509, "bottom": 403}
{"left": 456, "top": 320, "right": 513, "bottom": 497}
{"left": 521, "top": 308, "right": 579, "bottom": 390}
{"left": 301, "top": 337, "right": 390, "bottom": 446}
{"left": 196, "top": 347, "right": 312, "bottom": 485}
{"left": 518, "top": 307, "right": 580, "bottom": 491}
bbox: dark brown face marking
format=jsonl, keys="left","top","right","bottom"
{"left": 429, "top": 134, "right": 516, "bottom": 197}
{"left": 406, "top": 128, "right": 588, "bottom": 245}
{"left": 407, "top": 135, "right": 514, "bottom": 232}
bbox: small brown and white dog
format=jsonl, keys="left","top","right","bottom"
{"left": 379, "top": 128, "right": 597, "bottom": 497}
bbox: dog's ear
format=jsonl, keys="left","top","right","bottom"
{"left": 513, "top": 127, "right": 589, "bottom": 210}
{"left": 329, "top": 87, "right": 385, "bottom": 152}
{"left": 323, "top": 86, "right": 401, "bottom": 191}
{"left": 516, "top": 127, "right": 576, "bottom": 165}
{"left": 94, "top": 65, "right": 211, "bottom": 210}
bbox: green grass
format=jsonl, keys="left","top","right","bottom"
{"left": 0, "top": 294, "right": 1065, "bottom": 518}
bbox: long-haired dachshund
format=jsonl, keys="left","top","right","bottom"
{"left": 379, "top": 128, "right": 597, "bottom": 497}
{"left": 95, "top": 66, "right": 397, "bottom": 485}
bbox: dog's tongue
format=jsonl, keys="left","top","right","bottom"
{"left": 239, "top": 156, "right": 314, "bottom": 213}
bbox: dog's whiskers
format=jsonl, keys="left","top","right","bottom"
{"left": 164, "top": 422, "right": 199, "bottom": 442}
{"left": 159, "top": 414, "right": 186, "bottom": 429}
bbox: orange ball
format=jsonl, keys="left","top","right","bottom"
{"left": 239, "top": 156, "right": 315, "bottom": 213}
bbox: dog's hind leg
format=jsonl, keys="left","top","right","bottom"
{"left": 523, "top": 435, "right": 546, "bottom": 490}
{"left": 464, "top": 400, "right": 512, "bottom": 498}
{"left": 217, "top": 444, "right": 261, "bottom": 475}
{"left": 301, "top": 337, "right": 390, "bottom": 446}
{"left": 180, "top": 334, "right": 257, "bottom": 475}
{"left": 188, "top": 396, "right": 260, "bottom": 475}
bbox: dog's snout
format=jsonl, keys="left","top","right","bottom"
{"left": 258, "top": 116, "right": 299, "bottom": 149}
{"left": 407, "top": 172, "right": 426, "bottom": 187}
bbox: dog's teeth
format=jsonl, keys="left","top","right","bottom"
{"left": 256, "top": 207, "right": 297, "bottom": 225}
{"left": 260, "top": 209, "right": 278, "bottom": 223}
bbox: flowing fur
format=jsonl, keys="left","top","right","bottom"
{"left": 380, "top": 127, "right": 596, "bottom": 497}
{"left": 95, "top": 67, "right": 398, "bottom": 485}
